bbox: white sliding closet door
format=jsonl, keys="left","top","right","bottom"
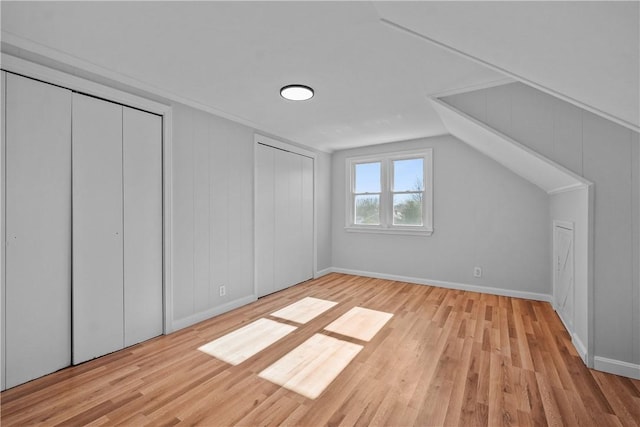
{"left": 123, "top": 107, "right": 163, "bottom": 347}
{"left": 4, "top": 73, "right": 72, "bottom": 388}
{"left": 255, "top": 144, "right": 276, "bottom": 297}
{"left": 72, "top": 94, "right": 124, "bottom": 364}
{"left": 256, "top": 144, "right": 313, "bottom": 297}
{"left": 299, "top": 156, "right": 314, "bottom": 284}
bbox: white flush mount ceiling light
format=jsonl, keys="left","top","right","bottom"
{"left": 280, "top": 84, "right": 314, "bottom": 101}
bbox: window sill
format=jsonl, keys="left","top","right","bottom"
{"left": 344, "top": 226, "right": 433, "bottom": 237}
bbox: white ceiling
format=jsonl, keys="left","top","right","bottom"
{"left": 1, "top": 2, "right": 637, "bottom": 153}
{"left": 375, "top": 1, "right": 639, "bottom": 132}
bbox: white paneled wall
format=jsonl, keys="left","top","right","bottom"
{"left": 444, "top": 82, "right": 640, "bottom": 377}
{"left": 171, "top": 104, "right": 255, "bottom": 330}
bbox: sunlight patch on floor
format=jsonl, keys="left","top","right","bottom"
{"left": 271, "top": 296, "right": 338, "bottom": 324}
{"left": 258, "top": 333, "right": 363, "bottom": 399}
{"left": 324, "top": 306, "right": 393, "bottom": 342}
{"left": 198, "top": 318, "right": 296, "bottom": 365}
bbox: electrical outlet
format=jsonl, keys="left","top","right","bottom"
{"left": 219, "top": 285, "right": 226, "bottom": 297}
{"left": 473, "top": 266, "right": 482, "bottom": 278}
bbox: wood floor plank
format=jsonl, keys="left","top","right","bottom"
{"left": 2, "top": 273, "right": 639, "bottom": 426}
{"left": 270, "top": 296, "right": 338, "bottom": 324}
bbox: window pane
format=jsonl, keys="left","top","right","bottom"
{"left": 355, "top": 195, "right": 380, "bottom": 224}
{"left": 355, "top": 162, "right": 381, "bottom": 193}
{"left": 393, "top": 158, "right": 423, "bottom": 191}
{"left": 393, "top": 193, "right": 423, "bottom": 226}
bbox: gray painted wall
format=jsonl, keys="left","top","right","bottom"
{"left": 331, "top": 135, "right": 550, "bottom": 295}
{"left": 444, "top": 82, "right": 640, "bottom": 368}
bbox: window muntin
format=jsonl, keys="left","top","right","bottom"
{"left": 346, "top": 149, "right": 433, "bottom": 235}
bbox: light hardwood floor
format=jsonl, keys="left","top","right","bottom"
{"left": 2, "top": 273, "right": 639, "bottom": 426}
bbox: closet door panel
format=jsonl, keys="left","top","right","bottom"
{"left": 1, "top": 71, "right": 5, "bottom": 391}
{"left": 123, "top": 107, "right": 163, "bottom": 347}
{"left": 300, "top": 156, "right": 314, "bottom": 282}
{"left": 288, "top": 153, "right": 304, "bottom": 286}
{"left": 273, "top": 148, "right": 293, "bottom": 291}
{"left": 255, "top": 144, "right": 275, "bottom": 297}
{"left": 4, "top": 73, "right": 72, "bottom": 388}
{"left": 72, "top": 94, "right": 124, "bottom": 364}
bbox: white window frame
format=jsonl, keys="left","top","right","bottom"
{"left": 345, "top": 148, "right": 433, "bottom": 236}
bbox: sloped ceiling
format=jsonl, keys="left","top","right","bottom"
{"left": 431, "top": 98, "right": 590, "bottom": 194}
{"left": 0, "top": 1, "right": 504, "bottom": 152}
{"left": 375, "top": 1, "right": 639, "bottom": 132}
{"left": 1, "top": 2, "right": 636, "bottom": 152}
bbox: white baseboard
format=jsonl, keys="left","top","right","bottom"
{"left": 169, "top": 295, "right": 257, "bottom": 332}
{"left": 329, "top": 267, "right": 553, "bottom": 303}
{"left": 572, "top": 334, "right": 588, "bottom": 365}
{"left": 594, "top": 356, "right": 640, "bottom": 380}
{"left": 314, "top": 268, "right": 333, "bottom": 278}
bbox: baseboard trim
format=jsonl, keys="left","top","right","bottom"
{"left": 572, "top": 334, "right": 588, "bottom": 365}
{"left": 594, "top": 356, "right": 640, "bottom": 380}
{"left": 170, "top": 295, "right": 257, "bottom": 332}
{"left": 314, "top": 268, "right": 333, "bottom": 278}
{"left": 330, "top": 267, "right": 553, "bottom": 302}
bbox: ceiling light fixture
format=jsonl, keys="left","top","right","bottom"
{"left": 280, "top": 84, "right": 314, "bottom": 101}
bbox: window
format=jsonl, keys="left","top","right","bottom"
{"left": 346, "top": 149, "right": 433, "bottom": 235}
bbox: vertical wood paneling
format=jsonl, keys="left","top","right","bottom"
{"left": 72, "top": 93, "right": 124, "bottom": 364}
{"left": 193, "top": 111, "right": 210, "bottom": 312}
{"left": 485, "top": 83, "right": 512, "bottom": 135}
{"left": 170, "top": 104, "right": 258, "bottom": 327}
{"left": 210, "top": 119, "right": 229, "bottom": 304}
{"left": 4, "top": 74, "right": 72, "bottom": 387}
{"left": 122, "top": 107, "right": 163, "bottom": 347}
{"left": 510, "top": 84, "right": 555, "bottom": 160}
{"left": 228, "top": 130, "right": 253, "bottom": 300}
{"left": 171, "top": 107, "right": 195, "bottom": 320}
{"left": 552, "top": 99, "right": 583, "bottom": 175}
{"left": 582, "top": 111, "right": 632, "bottom": 361}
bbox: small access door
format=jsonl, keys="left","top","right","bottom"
{"left": 553, "top": 221, "right": 574, "bottom": 333}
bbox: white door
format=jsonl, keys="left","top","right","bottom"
{"left": 123, "top": 107, "right": 163, "bottom": 347}
{"left": 72, "top": 93, "right": 124, "bottom": 364}
{"left": 255, "top": 144, "right": 276, "bottom": 297}
{"left": 255, "top": 143, "right": 313, "bottom": 297}
{"left": 4, "top": 73, "right": 72, "bottom": 388}
{"left": 554, "top": 222, "right": 574, "bottom": 332}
